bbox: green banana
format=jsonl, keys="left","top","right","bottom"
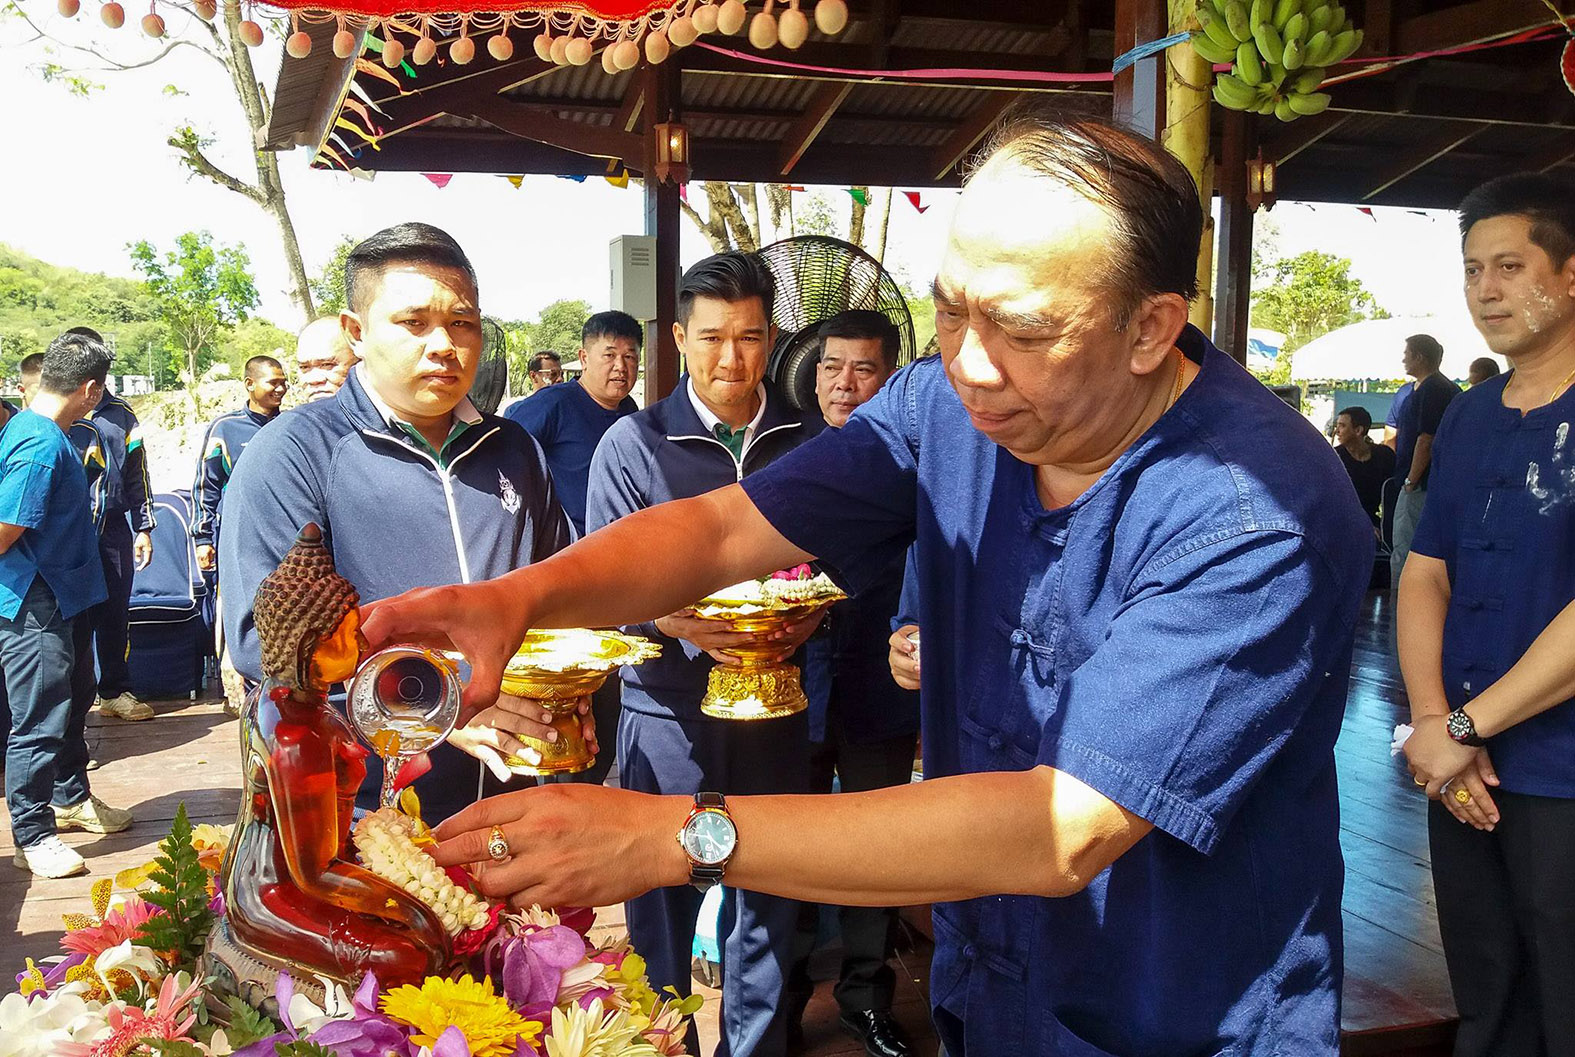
{"left": 1236, "top": 41, "right": 1265, "bottom": 84}
{"left": 1206, "top": 0, "right": 1229, "bottom": 14}
{"left": 1266, "top": 61, "right": 1287, "bottom": 85}
{"left": 1271, "top": 0, "right": 1300, "bottom": 28}
{"left": 1282, "top": 12, "right": 1307, "bottom": 43}
{"left": 1199, "top": 7, "right": 1240, "bottom": 49}
{"left": 1253, "top": 22, "right": 1285, "bottom": 65}
{"left": 1326, "top": 27, "right": 1363, "bottom": 63}
{"left": 1327, "top": 4, "right": 1346, "bottom": 33}
{"left": 1308, "top": 3, "right": 1333, "bottom": 34}
{"left": 1288, "top": 90, "right": 1332, "bottom": 115}
{"left": 1190, "top": 31, "right": 1237, "bottom": 64}
{"left": 1290, "top": 66, "right": 1326, "bottom": 93}
{"left": 1225, "top": 0, "right": 1254, "bottom": 42}
{"left": 1282, "top": 37, "right": 1304, "bottom": 69}
{"left": 1258, "top": 96, "right": 1278, "bottom": 114}
{"left": 1249, "top": 0, "right": 1272, "bottom": 33}
{"left": 1275, "top": 96, "right": 1297, "bottom": 121}
{"left": 1304, "top": 28, "right": 1332, "bottom": 66}
{"left": 1212, "top": 71, "right": 1258, "bottom": 108}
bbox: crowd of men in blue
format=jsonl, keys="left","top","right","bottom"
{"left": 5, "top": 112, "right": 1575, "bottom": 1057}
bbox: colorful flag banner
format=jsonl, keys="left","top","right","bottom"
{"left": 607, "top": 171, "right": 630, "bottom": 188}
{"left": 903, "top": 191, "right": 928, "bottom": 214}
{"left": 422, "top": 173, "right": 453, "bottom": 189}
{"left": 556, "top": 174, "right": 588, "bottom": 183}
{"left": 846, "top": 187, "right": 869, "bottom": 205}
{"left": 506, "top": 175, "right": 524, "bottom": 189}
{"left": 679, "top": 183, "right": 689, "bottom": 202}
{"left": 785, "top": 184, "right": 806, "bottom": 192}
{"left": 1356, "top": 206, "right": 1376, "bottom": 220}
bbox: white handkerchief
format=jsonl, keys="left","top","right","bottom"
{"left": 1391, "top": 723, "right": 1414, "bottom": 757}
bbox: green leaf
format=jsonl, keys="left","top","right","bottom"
{"left": 274, "top": 1041, "right": 336, "bottom": 1057}
{"left": 144, "top": 1041, "right": 208, "bottom": 1057}
{"left": 133, "top": 803, "right": 218, "bottom": 971}
{"left": 223, "top": 996, "right": 281, "bottom": 1048}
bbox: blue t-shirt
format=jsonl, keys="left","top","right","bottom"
{"left": 0, "top": 410, "right": 108, "bottom": 621}
{"left": 1411, "top": 375, "right": 1575, "bottom": 797}
{"left": 1385, "top": 381, "right": 1414, "bottom": 430}
{"left": 1394, "top": 372, "right": 1461, "bottom": 487}
{"left": 741, "top": 326, "right": 1372, "bottom": 1056}
{"left": 504, "top": 381, "right": 637, "bottom": 536}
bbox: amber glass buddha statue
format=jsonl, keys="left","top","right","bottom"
{"left": 212, "top": 524, "right": 450, "bottom": 991}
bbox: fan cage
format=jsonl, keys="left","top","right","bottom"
{"left": 469, "top": 316, "right": 510, "bottom": 416}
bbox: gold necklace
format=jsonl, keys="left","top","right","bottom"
{"left": 1553, "top": 363, "right": 1575, "bottom": 403}
{"left": 1168, "top": 350, "right": 1188, "bottom": 409}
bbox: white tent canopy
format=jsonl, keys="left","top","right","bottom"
{"left": 1290, "top": 315, "right": 1507, "bottom": 383}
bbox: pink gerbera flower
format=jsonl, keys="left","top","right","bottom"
{"left": 57, "top": 973, "right": 201, "bottom": 1057}
{"left": 59, "top": 899, "right": 160, "bottom": 960}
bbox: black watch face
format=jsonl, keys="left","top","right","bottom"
{"left": 683, "top": 810, "right": 737, "bottom": 866}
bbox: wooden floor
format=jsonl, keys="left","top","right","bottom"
{"left": 2, "top": 591, "right": 1450, "bottom": 1055}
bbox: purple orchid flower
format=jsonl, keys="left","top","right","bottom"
{"left": 15, "top": 951, "right": 89, "bottom": 993}
{"left": 483, "top": 925, "right": 588, "bottom": 1011}
{"left": 430, "top": 1025, "right": 472, "bottom": 1057}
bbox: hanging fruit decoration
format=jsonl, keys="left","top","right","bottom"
{"left": 1563, "top": 35, "right": 1575, "bottom": 99}
{"left": 1192, "top": 0, "right": 1364, "bottom": 121}
{"left": 52, "top": 0, "right": 849, "bottom": 70}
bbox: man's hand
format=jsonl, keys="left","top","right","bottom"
{"left": 449, "top": 694, "right": 597, "bottom": 781}
{"left": 654, "top": 609, "right": 757, "bottom": 666}
{"left": 431, "top": 783, "right": 688, "bottom": 910}
{"left": 195, "top": 543, "right": 215, "bottom": 572}
{"left": 1440, "top": 751, "right": 1500, "bottom": 831}
{"left": 1404, "top": 714, "right": 1499, "bottom": 827}
{"left": 135, "top": 532, "right": 155, "bottom": 570}
{"left": 889, "top": 624, "right": 920, "bottom": 690}
{"left": 361, "top": 578, "right": 531, "bottom": 721}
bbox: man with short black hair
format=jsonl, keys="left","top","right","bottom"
{"left": 222, "top": 222, "right": 576, "bottom": 823}
{"left": 1390, "top": 333, "right": 1460, "bottom": 585}
{"left": 1, "top": 332, "right": 131, "bottom": 879}
{"left": 17, "top": 353, "right": 43, "bottom": 408}
{"left": 295, "top": 317, "right": 359, "bottom": 402}
{"left": 1466, "top": 356, "right": 1501, "bottom": 387}
{"left": 584, "top": 251, "right": 826, "bottom": 1056}
{"left": 1333, "top": 405, "right": 1395, "bottom": 528}
{"left": 193, "top": 355, "right": 288, "bottom": 572}
{"left": 526, "top": 351, "right": 564, "bottom": 392}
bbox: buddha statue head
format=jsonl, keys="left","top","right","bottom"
{"left": 253, "top": 523, "right": 364, "bottom": 692}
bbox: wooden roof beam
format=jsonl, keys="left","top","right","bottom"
{"left": 1265, "top": 113, "right": 1352, "bottom": 166}
{"left": 606, "top": 77, "right": 646, "bottom": 173}
{"left": 375, "top": 59, "right": 555, "bottom": 135}
{"left": 929, "top": 94, "right": 1019, "bottom": 180}
{"left": 1521, "top": 137, "right": 1575, "bottom": 174}
{"left": 1363, "top": 123, "right": 1482, "bottom": 200}
{"left": 777, "top": 81, "right": 855, "bottom": 175}
{"left": 464, "top": 98, "right": 643, "bottom": 160}
{"left": 1396, "top": 0, "right": 1559, "bottom": 53}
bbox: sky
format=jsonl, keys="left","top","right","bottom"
{"left": 0, "top": 7, "right": 1474, "bottom": 334}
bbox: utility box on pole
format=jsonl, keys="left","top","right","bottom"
{"left": 610, "top": 235, "right": 658, "bottom": 321}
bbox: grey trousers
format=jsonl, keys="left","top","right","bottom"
{"left": 1390, "top": 484, "right": 1428, "bottom": 587}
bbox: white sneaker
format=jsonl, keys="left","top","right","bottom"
{"left": 13, "top": 835, "right": 87, "bottom": 878}
{"left": 97, "top": 693, "right": 154, "bottom": 721}
{"left": 54, "top": 795, "right": 133, "bottom": 834}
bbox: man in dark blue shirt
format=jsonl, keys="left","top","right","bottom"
{"left": 1389, "top": 333, "right": 1460, "bottom": 586}
{"left": 1, "top": 333, "right": 128, "bottom": 879}
{"left": 221, "top": 223, "right": 575, "bottom": 824}
{"left": 366, "top": 118, "right": 1372, "bottom": 1056}
{"left": 193, "top": 354, "right": 287, "bottom": 572}
{"left": 1401, "top": 173, "right": 1575, "bottom": 1057}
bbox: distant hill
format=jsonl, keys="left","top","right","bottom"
{"left": 0, "top": 243, "right": 169, "bottom": 376}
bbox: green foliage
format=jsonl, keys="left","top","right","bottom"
{"left": 142, "top": 1041, "right": 208, "bottom": 1057}
{"left": 223, "top": 996, "right": 282, "bottom": 1048}
{"left": 903, "top": 289, "right": 936, "bottom": 357}
{"left": 274, "top": 1041, "right": 335, "bottom": 1057}
{"left": 309, "top": 236, "right": 358, "bottom": 318}
{"left": 1250, "top": 250, "right": 1389, "bottom": 356}
{"left": 130, "top": 231, "right": 260, "bottom": 387}
{"left": 794, "top": 193, "right": 838, "bottom": 238}
{"left": 225, "top": 318, "right": 295, "bottom": 379}
{"left": 135, "top": 804, "right": 218, "bottom": 971}
{"left": 505, "top": 299, "right": 592, "bottom": 386}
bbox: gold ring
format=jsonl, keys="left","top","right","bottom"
{"left": 486, "top": 825, "right": 511, "bottom": 863}
{"left": 1414, "top": 777, "right": 1427, "bottom": 787}
{"left": 1454, "top": 787, "right": 1473, "bottom": 806}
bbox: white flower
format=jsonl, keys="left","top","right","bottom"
{"left": 285, "top": 975, "right": 355, "bottom": 1035}
{"left": 0, "top": 983, "right": 109, "bottom": 1057}
{"left": 93, "top": 939, "right": 164, "bottom": 995}
{"left": 352, "top": 808, "right": 490, "bottom": 937}
{"left": 543, "top": 999, "right": 662, "bottom": 1057}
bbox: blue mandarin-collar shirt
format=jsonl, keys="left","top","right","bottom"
{"left": 741, "top": 326, "right": 1373, "bottom": 1055}
{"left": 504, "top": 380, "right": 638, "bottom": 536}
{"left": 0, "top": 410, "right": 108, "bottom": 621}
{"left": 1411, "top": 376, "right": 1575, "bottom": 798}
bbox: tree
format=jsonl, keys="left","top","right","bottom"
{"left": 130, "top": 231, "right": 259, "bottom": 402}
{"left": 310, "top": 235, "right": 359, "bottom": 318}
{"left": 678, "top": 183, "right": 893, "bottom": 261}
{"left": 1251, "top": 250, "right": 1389, "bottom": 355}
{"left": 504, "top": 299, "right": 591, "bottom": 387}
{"left": 7, "top": 1, "right": 317, "bottom": 321}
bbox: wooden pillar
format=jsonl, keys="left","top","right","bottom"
{"left": 1113, "top": 0, "right": 1166, "bottom": 139}
{"left": 643, "top": 61, "right": 682, "bottom": 404}
{"left": 1161, "top": 0, "right": 1214, "bottom": 332}
{"left": 1213, "top": 109, "right": 1254, "bottom": 365}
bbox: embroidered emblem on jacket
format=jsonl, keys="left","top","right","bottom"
{"left": 499, "top": 470, "right": 522, "bottom": 515}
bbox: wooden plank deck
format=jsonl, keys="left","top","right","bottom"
{"left": 2, "top": 590, "right": 1450, "bottom": 1055}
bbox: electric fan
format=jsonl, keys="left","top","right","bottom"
{"left": 467, "top": 316, "right": 510, "bottom": 415}
{"left": 756, "top": 236, "right": 917, "bottom": 413}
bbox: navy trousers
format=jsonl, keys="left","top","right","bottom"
{"left": 618, "top": 704, "right": 811, "bottom": 1057}
{"left": 2, "top": 579, "right": 92, "bottom": 848}
{"left": 92, "top": 516, "right": 134, "bottom": 698}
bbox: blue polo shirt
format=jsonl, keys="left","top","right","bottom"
{"left": 505, "top": 381, "right": 638, "bottom": 536}
{"left": 1411, "top": 375, "right": 1575, "bottom": 798}
{"left": 0, "top": 410, "right": 108, "bottom": 621}
{"left": 741, "top": 326, "right": 1372, "bottom": 1055}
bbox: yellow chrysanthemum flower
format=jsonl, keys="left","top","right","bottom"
{"left": 380, "top": 974, "right": 541, "bottom": 1057}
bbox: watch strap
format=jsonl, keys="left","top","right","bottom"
{"left": 1446, "top": 708, "right": 1485, "bottom": 747}
{"left": 685, "top": 792, "right": 732, "bottom": 892}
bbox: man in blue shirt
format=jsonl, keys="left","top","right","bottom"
{"left": 1400, "top": 173, "right": 1575, "bottom": 1057}
{"left": 366, "top": 118, "right": 1372, "bottom": 1056}
{"left": 221, "top": 223, "right": 576, "bottom": 824}
{"left": 506, "top": 310, "right": 641, "bottom": 787}
{"left": 193, "top": 355, "right": 287, "bottom": 573}
{"left": 582, "top": 253, "right": 825, "bottom": 1057}
{"left": 1389, "top": 333, "right": 1460, "bottom": 588}
{"left": 2, "top": 332, "right": 130, "bottom": 879}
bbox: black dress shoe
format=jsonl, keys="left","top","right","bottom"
{"left": 838, "top": 1009, "right": 913, "bottom": 1057}
{"left": 784, "top": 988, "right": 812, "bottom": 1052}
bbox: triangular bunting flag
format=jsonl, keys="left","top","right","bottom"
{"left": 355, "top": 58, "right": 403, "bottom": 90}
{"left": 606, "top": 172, "right": 630, "bottom": 189}
{"left": 902, "top": 191, "right": 929, "bottom": 214}
{"left": 422, "top": 173, "right": 453, "bottom": 189}
{"left": 348, "top": 80, "right": 388, "bottom": 114}
{"left": 318, "top": 144, "right": 351, "bottom": 169}
{"left": 506, "top": 175, "right": 524, "bottom": 189}
{"left": 1356, "top": 206, "right": 1376, "bottom": 220}
{"left": 679, "top": 183, "right": 689, "bottom": 202}
{"left": 785, "top": 185, "right": 806, "bottom": 192}
{"left": 556, "top": 174, "right": 588, "bottom": 183}
{"left": 846, "top": 188, "right": 869, "bottom": 205}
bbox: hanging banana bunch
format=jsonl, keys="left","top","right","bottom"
{"left": 1191, "top": 0, "right": 1364, "bottom": 121}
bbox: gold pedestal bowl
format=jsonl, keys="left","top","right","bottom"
{"left": 690, "top": 591, "right": 843, "bottom": 721}
{"left": 498, "top": 629, "right": 660, "bottom": 775}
